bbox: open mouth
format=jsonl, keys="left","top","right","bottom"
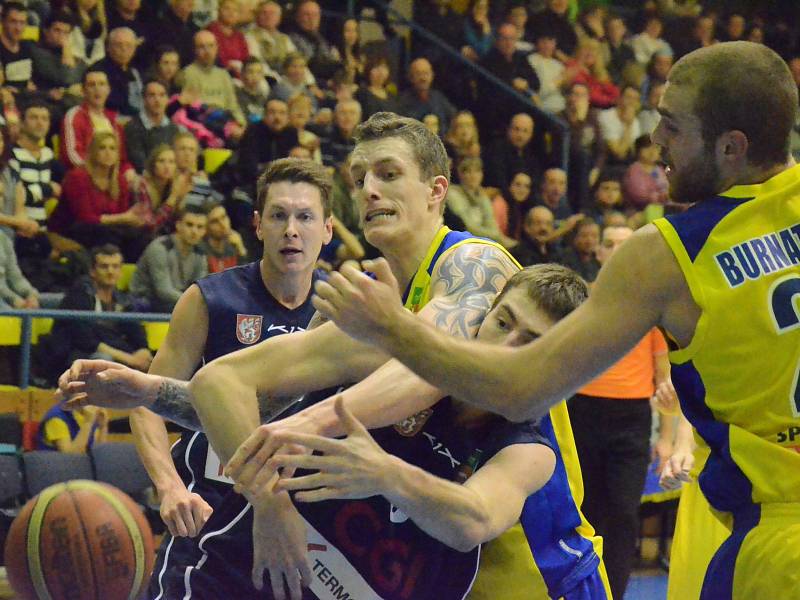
{"left": 365, "top": 209, "right": 396, "bottom": 223}
{"left": 280, "top": 248, "right": 302, "bottom": 256}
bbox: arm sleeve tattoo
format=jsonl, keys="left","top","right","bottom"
{"left": 150, "top": 378, "right": 296, "bottom": 430}
{"left": 423, "top": 243, "right": 519, "bottom": 339}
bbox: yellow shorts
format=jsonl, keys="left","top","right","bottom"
{"left": 701, "top": 503, "right": 800, "bottom": 599}
{"left": 667, "top": 479, "right": 731, "bottom": 600}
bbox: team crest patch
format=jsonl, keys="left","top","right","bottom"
{"left": 393, "top": 409, "right": 434, "bottom": 437}
{"left": 236, "top": 314, "right": 263, "bottom": 344}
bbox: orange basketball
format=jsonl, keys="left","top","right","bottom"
{"left": 3, "top": 480, "right": 155, "bottom": 600}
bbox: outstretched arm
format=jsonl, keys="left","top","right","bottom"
{"left": 314, "top": 226, "right": 690, "bottom": 421}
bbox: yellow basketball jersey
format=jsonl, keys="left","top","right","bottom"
{"left": 653, "top": 163, "right": 800, "bottom": 510}
{"left": 405, "top": 226, "right": 607, "bottom": 599}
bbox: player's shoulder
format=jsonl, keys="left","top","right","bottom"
{"left": 432, "top": 238, "right": 518, "bottom": 280}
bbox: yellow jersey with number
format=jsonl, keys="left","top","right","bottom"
{"left": 653, "top": 163, "right": 800, "bottom": 511}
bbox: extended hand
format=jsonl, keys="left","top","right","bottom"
{"left": 312, "top": 258, "right": 404, "bottom": 346}
{"left": 659, "top": 448, "right": 694, "bottom": 490}
{"left": 272, "top": 398, "right": 392, "bottom": 502}
{"left": 58, "top": 359, "right": 160, "bottom": 410}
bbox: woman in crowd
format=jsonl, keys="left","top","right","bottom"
{"left": 564, "top": 38, "right": 620, "bottom": 109}
{"left": 622, "top": 135, "right": 668, "bottom": 211}
{"left": 149, "top": 46, "right": 182, "bottom": 96}
{"left": 67, "top": 0, "right": 106, "bottom": 65}
{"left": 461, "top": 0, "right": 494, "bottom": 61}
{"left": 503, "top": 171, "right": 536, "bottom": 240}
{"left": 354, "top": 55, "right": 399, "bottom": 120}
{"left": 133, "top": 144, "right": 193, "bottom": 235}
{"left": 333, "top": 18, "right": 364, "bottom": 85}
{"left": 49, "top": 132, "right": 146, "bottom": 261}
{"left": 443, "top": 111, "right": 481, "bottom": 183}
{"left": 172, "top": 132, "right": 222, "bottom": 210}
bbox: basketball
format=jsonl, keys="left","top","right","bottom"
{"left": 3, "top": 480, "right": 155, "bottom": 600}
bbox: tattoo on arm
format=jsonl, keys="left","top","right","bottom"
{"left": 150, "top": 379, "right": 301, "bottom": 431}
{"left": 426, "top": 244, "right": 518, "bottom": 339}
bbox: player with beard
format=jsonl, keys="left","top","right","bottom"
{"left": 310, "top": 42, "right": 800, "bottom": 599}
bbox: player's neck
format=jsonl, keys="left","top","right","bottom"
{"left": 381, "top": 220, "right": 443, "bottom": 289}
{"left": 259, "top": 259, "right": 313, "bottom": 310}
{"left": 721, "top": 157, "right": 794, "bottom": 190}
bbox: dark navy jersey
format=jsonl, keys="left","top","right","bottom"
{"left": 163, "top": 390, "right": 549, "bottom": 600}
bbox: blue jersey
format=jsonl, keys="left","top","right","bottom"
{"left": 164, "top": 390, "right": 548, "bottom": 600}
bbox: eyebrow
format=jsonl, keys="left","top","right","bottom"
{"left": 503, "top": 305, "right": 542, "bottom": 340}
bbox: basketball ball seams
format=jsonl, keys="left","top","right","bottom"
{"left": 26, "top": 483, "right": 61, "bottom": 600}
{"left": 66, "top": 481, "right": 147, "bottom": 600}
{"left": 66, "top": 485, "right": 101, "bottom": 600}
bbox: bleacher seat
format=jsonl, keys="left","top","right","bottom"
{"left": 91, "top": 442, "right": 151, "bottom": 499}
{"left": 23, "top": 451, "right": 94, "bottom": 496}
{"left": 203, "top": 148, "right": 232, "bottom": 175}
{"left": 118, "top": 263, "right": 137, "bottom": 292}
{"left": 145, "top": 322, "right": 169, "bottom": 350}
{"left": 0, "top": 413, "right": 22, "bottom": 448}
{"left": 0, "top": 454, "right": 23, "bottom": 505}
{"left": 21, "top": 25, "right": 38, "bottom": 41}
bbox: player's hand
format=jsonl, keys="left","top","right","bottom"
{"left": 251, "top": 494, "right": 311, "bottom": 600}
{"left": 659, "top": 447, "right": 694, "bottom": 490}
{"left": 58, "top": 359, "right": 160, "bottom": 410}
{"left": 651, "top": 438, "right": 673, "bottom": 475}
{"left": 159, "top": 485, "right": 213, "bottom": 537}
{"left": 651, "top": 379, "right": 679, "bottom": 415}
{"left": 312, "top": 258, "right": 404, "bottom": 346}
{"left": 272, "top": 398, "right": 392, "bottom": 501}
{"left": 226, "top": 413, "right": 316, "bottom": 498}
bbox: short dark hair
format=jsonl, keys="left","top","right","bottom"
{"left": 491, "top": 264, "right": 589, "bottom": 322}
{"left": 45, "top": 9, "right": 75, "bottom": 29}
{"left": 143, "top": 78, "right": 167, "bottom": 94}
{"left": 242, "top": 56, "right": 262, "bottom": 70}
{"left": 20, "top": 99, "right": 51, "bottom": 119}
{"left": 354, "top": 111, "right": 450, "bottom": 181}
{"left": 3, "top": 2, "right": 26, "bottom": 18}
{"left": 82, "top": 67, "right": 108, "bottom": 85}
{"left": 90, "top": 244, "right": 122, "bottom": 266}
{"left": 256, "top": 158, "right": 333, "bottom": 217}
{"left": 176, "top": 204, "right": 209, "bottom": 221}
{"left": 669, "top": 41, "right": 797, "bottom": 167}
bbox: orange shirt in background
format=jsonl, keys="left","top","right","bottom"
{"left": 578, "top": 328, "right": 668, "bottom": 399}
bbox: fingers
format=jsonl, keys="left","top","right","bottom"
{"left": 275, "top": 473, "right": 328, "bottom": 492}
{"left": 311, "top": 294, "right": 337, "bottom": 320}
{"left": 191, "top": 498, "right": 213, "bottom": 533}
{"left": 226, "top": 428, "right": 270, "bottom": 479}
{"left": 362, "top": 257, "right": 395, "bottom": 286}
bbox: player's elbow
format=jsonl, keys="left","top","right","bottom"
{"left": 190, "top": 359, "right": 240, "bottom": 407}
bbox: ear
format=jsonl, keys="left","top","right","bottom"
{"left": 716, "top": 130, "right": 748, "bottom": 165}
{"left": 429, "top": 175, "right": 449, "bottom": 213}
{"left": 253, "top": 211, "right": 263, "bottom": 241}
{"left": 322, "top": 215, "right": 334, "bottom": 245}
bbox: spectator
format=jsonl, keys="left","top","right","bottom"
{"left": 31, "top": 10, "right": 87, "bottom": 107}
{"left": 173, "top": 131, "right": 221, "bottom": 209}
{"left": 511, "top": 205, "right": 563, "bottom": 266}
{"left": 287, "top": 93, "right": 321, "bottom": 163}
{"left": 584, "top": 171, "right": 623, "bottom": 223}
{"left": 67, "top": 0, "right": 107, "bottom": 65}
{"left": 124, "top": 79, "right": 180, "bottom": 172}
{"left": 461, "top": 0, "right": 494, "bottom": 62}
{"left": 446, "top": 157, "right": 515, "bottom": 246}
{"left": 504, "top": 171, "right": 535, "bottom": 240}
{"left": 287, "top": 0, "right": 340, "bottom": 82}
{"left": 398, "top": 58, "right": 457, "bottom": 136}
{"left": 60, "top": 68, "right": 130, "bottom": 170}
{"left": 10, "top": 102, "right": 64, "bottom": 233}
{"left": 535, "top": 167, "right": 573, "bottom": 222}
{"left": 152, "top": 0, "right": 200, "bottom": 67}
{"left": 506, "top": 3, "right": 533, "bottom": 54}
{"left": 201, "top": 201, "right": 246, "bottom": 273}
{"left": 235, "top": 98, "right": 298, "bottom": 194}
{"left": 270, "top": 52, "right": 321, "bottom": 112}
{"left": 130, "top": 205, "right": 208, "bottom": 312}
{"left": 0, "top": 130, "right": 35, "bottom": 241}
{"left": 746, "top": 24, "right": 764, "bottom": 44}
{"left": 106, "top": 0, "right": 152, "bottom": 58}
{"left": 564, "top": 38, "right": 620, "bottom": 109}
{"left": 320, "top": 99, "right": 361, "bottom": 168}
{"left": 245, "top": 0, "right": 297, "bottom": 78}
{"left": 603, "top": 15, "right": 636, "bottom": 86}
{"left": 333, "top": 18, "right": 363, "bottom": 85}
{"left": 484, "top": 113, "right": 542, "bottom": 192}
{"left": 640, "top": 49, "right": 672, "bottom": 101}
{"left": 443, "top": 111, "right": 481, "bottom": 179}
{"left": 412, "top": 0, "right": 463, "bottom": 75}
{"left": 598, "top": 84, "right": 641, "bottom": 167}
{"left": 191, "top": 0, "right": 218, "bottom": 29}
{"left": 574, "top": 6, "right": 606, "bottom": 43}
{"left": 0, "top": 231, "right": 41, "bottom": 309}
{"left": 561, "top": 217, "right": 600, "bottom": 283}
{"left": 528, "top": 0, "right": 578, "bottom": 61}
{"left": 631, "top": 16, "right": 672, "bottom": 66}
{"left": 236, "top": 58, "right": 269, "bottom": 124}
{"left": 623, "top": 136, "right": 668, "bottom": 211}
{"left": 560, "top": 82, "right": 605, "bottom": 211}
{"left": 93, "top": 27, "right": 143, "bottom": 117}
{"left": 569, "top": 225, "right": 675, "bottom": 599}
{"left": 148, "top": 45, "right": 182, "bottom": 96}
{"left": 674, "top": 13, "right": 717, "bottom": 60}
{"left": 0, "top": 2, "right": 35, "bottom": 94}
{"left": 50, "top": 132, "right": 144, "bottom": 260}
{"left": 718, "top": 12, "right": 746, "bottom": 43}
{"left": 208, "top": 0, "right": 250, "bottom": 77}
{"left": 36, "top": 401, "right": 108, "bottom": 452}
{"left": 133, "top": 144, "right": 193, "bottom": 234}
{"left": 177, "top": 30, "right": 246, "bottom": 136}
{"left": 637, "top": 80, "right": 664, "bottom": 137}
{"left": 37, "top": 243, "right": 152, "bottom": 391}
{"left": 528, "top": 33, "right": 565, "bottom": 114}
{"left": 355, "top": 56, "right": 399, "bottom": 120}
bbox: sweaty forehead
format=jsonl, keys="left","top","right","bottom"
{"left": 265, "top": 182, "right": 323, "bottom": 210}
{"left": 350, "top": 138, "right": 416, "bottom": 171}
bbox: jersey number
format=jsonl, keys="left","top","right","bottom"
{"left": 769, "top": 275, "right": 800, "bottom": 416}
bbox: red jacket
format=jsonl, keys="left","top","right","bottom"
{"left": 208, "top": 21, "right": 249, "bottom": 74}
{"left": 60, "top": 103, "right": 129, "bottom": 170}
{"left": 48, "top": 167, "right": 131, "bottom": 233}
